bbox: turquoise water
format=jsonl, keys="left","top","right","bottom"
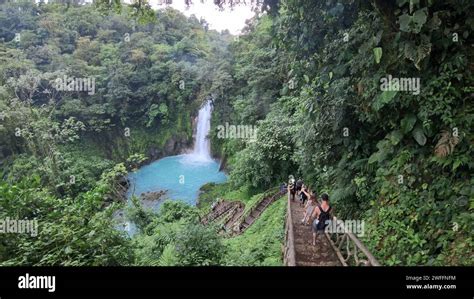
{"left": 126, "top": 154, "right": 227, "bottom": 208}
{"left": 119, "top": 101, "right": 223, "bottom": 234}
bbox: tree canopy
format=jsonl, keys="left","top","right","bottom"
{"left": 0, "top": 0, "right": 472, "bottom": 266}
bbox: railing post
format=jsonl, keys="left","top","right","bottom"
{"left": 325, "top": 216, "right": 381, "bottom": 266}
{"left": 284, "top": 192, "right": 296, "bottom": 266}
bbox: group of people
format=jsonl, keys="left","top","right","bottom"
{"left": 286, "top": 176, "right": 332, "bottom": 246}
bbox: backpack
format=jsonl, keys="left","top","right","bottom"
{"left": 295, "top": 179, "right": 303, "bottom": 191}
{"left": 316, "top": 204, "right": 332, "bottom": 230}
{"left": 300, "top": 191, "right": 307, "bottom": 201}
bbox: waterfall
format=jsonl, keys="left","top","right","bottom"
{"left": 191, "top": 101, "right": 212, "bottom": 161}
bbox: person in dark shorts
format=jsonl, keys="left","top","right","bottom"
{"left": 311, "top": 193, "right": 332, "bottom": 246}
{"left": 294, "top": 179, "right": 303, "bottom": 205}
{"left": 299, "top": 184, "right": 310, "bottom": 206}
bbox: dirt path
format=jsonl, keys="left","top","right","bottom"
{"left": 289, "top": 199, "right": 341, "bottom": 266}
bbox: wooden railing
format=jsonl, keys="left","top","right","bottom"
{"left": 232, "top": 188, "right": 281, "bottom": 235}
{"left": 283, "top": 193, "right": 296, "bottom": 266}
{"left": 325, "top": 217, "right": 380, "bottom": 266}
{"left": 201, "top": 201, "right": 236, "bottom": 225}
{"left": 282, "top": 187, "right": 380, "bottom": 266}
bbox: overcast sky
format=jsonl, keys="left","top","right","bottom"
{"left": 151, "top": 0, "right": 256, "bottom": 35}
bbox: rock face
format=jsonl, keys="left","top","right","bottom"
{"left": 139, "top": 190, "right": 167, "bottom": 202}
{"left": 218, "top": 153, "right": 227, "bottom": 171}
{"left": 146, "top": 134, "right": 191, "bottom": 161}
{"left": 139, "top": 190, "right": 168, "bottom": 209}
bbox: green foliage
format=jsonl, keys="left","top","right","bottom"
{"left": 173, "top": 224, "right": 225, "bottom": 266}
{"left": 126, "top": 153, "right": 147, "bottom": 171}
{"left": 224, "top": 196, "right": 286, "bottom": 266}
{"left": 197, "top": 184, "right": 286, "bottom": 266}
{"left": 131, "top": 199, "right": 224, "bottom": 266}
{"left": 0, "top": 0, "right": 236, "bottom": 267}
{"left": 398, "top": 8, "right": 428, "bottom": 34}
{"left": 0, "top": 0, "right": 472, "bottom": 267}
{"left": 229, "top": 111, "right": 297, "bottom": 189}
{"left": 157, "top": 244, "right": 180, "bottom": 266}
{"left": 133, "top": 221, "right": 183, "bottom": 266}
{"left": 213, "top": 0, "right": 473, "bottom": 266}
{"left": 0, "top": 0, "right": 220, "bottom": 166}
{"left": 154, "top": 200, "right": 200, "bottom": 225}
{"left": 0, "top": 177, "right": 133, "bottom": 266}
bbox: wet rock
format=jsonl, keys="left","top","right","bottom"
{"left": 139, "top": 190, "right": 167, "bottom": 202}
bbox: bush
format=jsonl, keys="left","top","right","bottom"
{"left": 173, "top": 224, "right": 226, "bottom": 266}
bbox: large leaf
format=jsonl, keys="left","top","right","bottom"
{"left": 399, "top": 8, "right": 428, "bottom": 33}
{"left": 412, "top": 125, "right": 427, "bottom": 146}
{"left": 368, "top": 152, "right": 381, "bottom": 164}
{"left": 399, "top": 14, "right": 412, "bottom": 32}
{"left": 401, "top": 113, "right": 417, "bottom": 133}
{"left": 412, "top": 8, "right": 428, "bottom": 30}
{"left": 389, "top": 130, "right": 404, "bottom": 145}
{"left": 403, "top": 34, "right": 432, "bottom": 70}
{"left": 373, "top": 47, "right": 383, "bottom": 64}
{"left": 372, "top": 90, "right": 397, "bottom": 111}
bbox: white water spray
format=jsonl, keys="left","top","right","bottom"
{"left": 190, "top": 101, "right": 212, "bottom": 162}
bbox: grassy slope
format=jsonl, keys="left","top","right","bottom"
{"left": 223, "top": 195, "right": 286, "bottom": 266}
{"left": 198, "top": 183, "right": 286, "bottom": 266}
